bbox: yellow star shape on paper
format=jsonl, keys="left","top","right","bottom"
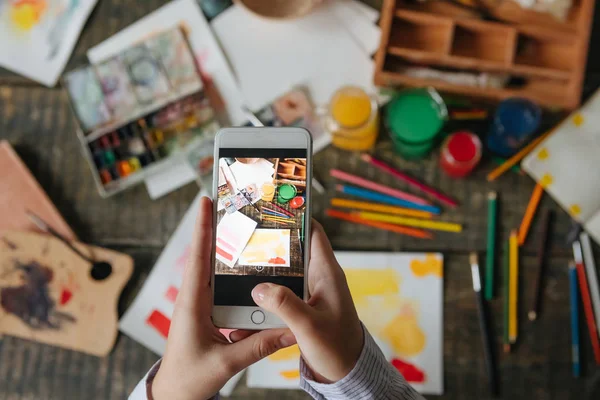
{"left": 540, "top": 174, "right": 553, "bottom": 188}
{"left": 573, "top": 113, "right": 585, "bottom": 127}
{"left": 537, "top": 148, "right": 549, "bottom": 160}
{"left": 570, "top": 204, "right": 581, "bottom": 216}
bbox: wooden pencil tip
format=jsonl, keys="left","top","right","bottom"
{"left": 488, "top": 191, "right": 497, "bottom": 200}
{"left": 469, "top": 252, "right": 478, "bottom": 265}
{"left": 510, "top": 229, "right": 518, "bottom": 237}
{"left": 528, "top": 311, "right": 537, "bottom": 321}
{"left": 360, "top": 153, "right": 372, "bottom": 162}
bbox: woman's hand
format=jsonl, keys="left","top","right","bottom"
{"left": 249, "top": 220, "right": 364, "bottom": 384}
{"left": 152, "top": 197, "right": 296, "bottom": 400}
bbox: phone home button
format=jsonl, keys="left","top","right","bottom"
{"left": 251, "top": 310, "right": 265, "bottom": 325}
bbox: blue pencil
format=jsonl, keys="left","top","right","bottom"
{"left": 569, "top": 261, "right": 580, "bottom": 378}
{"left": 262, "top": 208, "right": 289, "bottom": 219}
{"left": 336, "top": 184, "right": 441, "bottom": 214}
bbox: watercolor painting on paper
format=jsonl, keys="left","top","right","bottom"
{"left": 215, "top": 211, "right": 258, "bottom": 268}
{"left": 247, "top": 251, "right": 444, "bottom": 395}
{"left": 238, "top": 229, "right": 291, "bottom": 267}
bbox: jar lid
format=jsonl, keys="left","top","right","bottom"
{"left": 330, "top": 86, "right": 372, "bottom": 128}
{"left": 386, "top": 88, "right": 447, "bottom": 144}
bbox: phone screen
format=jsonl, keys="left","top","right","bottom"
{"left": 213, "top": 148, "right": 307, "bottom": 307}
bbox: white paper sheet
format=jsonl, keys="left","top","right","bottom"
{"left": 215, "top": 211, "right": 258, "bottom": 268}
{"left": 0, "top": 0, "right": 98, "bottom": 86}
{"left": 348, "top": 0, "right": 380, "bottom": 22}
{"left": 211, "top": 3, "right": 375, "bottom": 110}
{"left": 247, "top": 251, "right": 444, "bottom": 395}
{"left": 145, "top": 160, "right": 197, "bottom": 200}
{"left": 228, "top": 159, "right": 275, "bottom": 190}
{"left": 119, "top": 191, "right": 243, "bottom": 396}
{"left": 331, "top": 0, "right": 381, "bottom": 56}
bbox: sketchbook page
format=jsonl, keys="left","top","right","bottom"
{"left": 211, "top": 4, "right": 374, "bottom": 110}
{"left": 87, "top": 0, "right": 246, "bottom": 126}
{"left": 0, "top": 141, "right": 76, "bottom": 240}
{"left": 522, "top": 91, "right": 600, "bottom": 225}
{"left": 0, "top": 0, "right": 98, "bottom": 86}
{"left": 247, "top": 251, "right": 444, "bottom": 395}
{"left": 348, "top": 0, "right": 380, "bottom": 22}
{"left": 331, "top": 0, "right": 381, "bottom": 56}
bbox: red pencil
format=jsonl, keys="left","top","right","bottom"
{"left": 574, "top": 240, "right": 600, "bottom": 365}
{"left": 268, "top": 202, "right": 294, "bottom": 217}
{"left": 326, "top": 209, "right": 433, "bottom": 239}
{"left": 361, "top": 154, "right": 458, "bottom": 208}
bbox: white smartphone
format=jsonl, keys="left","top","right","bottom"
{"left": 211, "top": 127, "right": 312, "bottom": 329}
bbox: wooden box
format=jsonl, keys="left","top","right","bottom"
{"left": 374, "top": 0, "right": 596, "bottom": 109}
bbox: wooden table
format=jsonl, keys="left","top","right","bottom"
{"left": 2, "top": 1, "right": 600, "bottom": 399}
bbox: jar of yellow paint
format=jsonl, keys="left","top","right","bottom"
{"left": 327, "top": 86, "right": 379, "bottom": 151}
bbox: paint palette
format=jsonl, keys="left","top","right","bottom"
{"left": 0, "top": 231, "right": 133, "bottom": 356}
{"left": 63, "top": 26, "right": 219, "bottom": 197}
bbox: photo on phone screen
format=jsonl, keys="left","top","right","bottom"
{"left": 213, "top": 148, "right": 308, "bottom": 309}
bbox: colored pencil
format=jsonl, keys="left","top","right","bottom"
{"left": 301, "top": 212, "right": 305, "bottom": 241}
{"left": 486, "top": 129, "right": 553, "bottom": 181}
{"left": 573, "top": 240, "right": 600, "bottom": 364}
{"left": 580, "top": 232, "right": 600, "bottom": 334}
{"left": 330, "top": 169, "right": 431, "bottom": 206}
{"left": 261, "top": 207, "right": 290, "bottom": 218}
{"left": 336, "top": 184, "right": 441, "bottom": 214}
{"left": 492, "top": 157, "right": 522, "bottom": 174}
{"left": 529, "top": 210, "right": 553, "bottom": 321}
{"left": 326, "top": 209, "right": 433, "bottom": 239}
{"left": 509, "top": 230, "right": 518, "bottom": 345}
{"left": 354, "top": 211, "right": 462, "bottom": 233}
{"left": 485, "top": 192, "right": 497, "bottom": 300}
{"left": 262, "top": 215, "right": 293, "bottom": 223}
{"left": 361, "top": 154, "right": 458, "bottom": 208}
{"left": 569, "top": 261, "right": 581, "bottom": 378}
{"left": 503, "top": 239, "right": 510, "bottom": 353}
{"left": 331, "top": 198, "right": 434, "bottom": 219}
{"left": 470, "top": 253, "right": 498, "bottom": 395}
{"left": 269, "top": 202, "right": 294, "bottom": 217}
{"left": 518, "top": 184, "right": 544, "bottom": 246}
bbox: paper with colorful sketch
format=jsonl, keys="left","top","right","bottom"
{"left": 247, "top": 251, "right": 444, "bottom": 395}
{"left": 239, "top": 229, "right": 291, "bottom": 267}
{"left": 0, "top": 0, "right": 99, "bottom": 86}
{"left": 215, "top": 211, "right": 258, "bottom": 268}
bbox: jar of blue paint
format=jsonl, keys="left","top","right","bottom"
{"left": 487, "top": 98, "right": 541, "bottom": 157}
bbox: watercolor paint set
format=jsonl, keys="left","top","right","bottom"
{"left": 63, "top": 26, "right": 219, "bottom": 197}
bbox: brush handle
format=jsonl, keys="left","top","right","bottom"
{"left": 476, "top": 291, "right": 498, "bottom": 395}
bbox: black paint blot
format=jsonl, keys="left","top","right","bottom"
{"left": 0, "top": 260, "right": 76, "bottom": 329}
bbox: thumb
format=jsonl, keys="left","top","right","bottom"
{"left": 224, "top": 328, "right": 297, "bottom": 373}
{"left": 251, "top": 283, "right": 312, "bottom": 331}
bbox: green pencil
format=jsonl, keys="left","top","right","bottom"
{"left": 485, "top": 192, "right": 497, "bottom": 300}
{"left": 503, "top": 238, "right": 510, "bottom": 353}
{"left": 301, "top": 212, "right": 305, "bottom": 242}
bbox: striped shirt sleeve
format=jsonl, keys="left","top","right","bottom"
{"left": 300, "top": 326, "right": 425, "bottom": 400}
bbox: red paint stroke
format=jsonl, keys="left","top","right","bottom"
{"left": 216, "top": 246, "right": 234, "bottom": 261}
{"left": 146, "top": 310, "right": 171, "bottom": 338}
{"left": 268, "top": 257, "right": 286, "bottom": 265}
{"left": 391, "top": 358, "right": 426, "bottom": 383}
{"left": 60, "top": 288, "right": 73, "bottom": 305}
{"left": 165, "top": 286, "right": 179, "bottom": 303}
{"left": 217, "top": 237, "right": 237, "bottom": 253}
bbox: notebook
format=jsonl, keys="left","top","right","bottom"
{"left": 0, "top": 141, "right": 76, "bottom": 240}
{"left": 522, "top": 89, "right": 600, "bottom": 244}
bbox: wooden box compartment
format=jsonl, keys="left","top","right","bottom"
{"left": 514, "top": 31, "right": 578, "bottom": 72}
{"left": 389, "top": 10, "right": 453, "bottom": 54}
{"left": 451, "top": 20, "right": 516, "bottom": 65}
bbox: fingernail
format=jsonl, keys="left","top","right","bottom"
{"left": 279, "top": 332, "right": 296, "bottom": 347}
{"left": 252, "top": 283, "right": 270, "bottom": 303}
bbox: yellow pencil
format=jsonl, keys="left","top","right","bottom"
{"left": 262, "top": 216, "right": 293, "bottom": 224}
{"left": 509, "top": 230, "right": 519, "bottom": 344}
{"left": 354, "top": 211, "right": 462, "bottom": 233}
{"left": 331, "top": 198, "right": 434, "bottom": 219}
{"left": 487, "top": 129, "right": 554, "bottom": 182}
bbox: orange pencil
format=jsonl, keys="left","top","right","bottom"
{"left": 518, "top": 184, "right": 544, "bottom": 245}
{"left": 326, "top": 209, "right": 433, "bottom": 239}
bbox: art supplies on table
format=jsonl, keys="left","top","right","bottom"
{"left": 326, "top": 209, "right": 433, "bottom": 239}
{"left": 529, "top": 210, "right": 553, "bottom": 321}
{"left": 331, "top": 198, "right": 434, "bottom": 219}
{"left": 0, "top": 0, "right": 98, "bottom": 86}
{"left": 326, "top": 86, "right": 379, "bottom": 151}
{"left": 0, "top": 141, "right": 76, "bottom": 240}
{"left": 485, "top": 192, "right": 497, "bottom": 301}
{"left": 503, "top": 239, "right": 510, "bottom": 353}
{"left": 336, "top": 184, "right": 441, "bottom": 214}
{"left": 509, "top": 230, "right": 519, "bottom": 345}
{"left": 572, "top": 240, "right": 600, "bottom": 365}
{"left": 439, "top": 131, "right": 482, "bottom": 178}
{"left": 360, "top": 154, "right": 458, "bottom": 208}
{"left": 0, "top": 231, "right": 133, "bottom": 356}
{"left": 518, "top": 184, "right": 544, "bottom": 245}
{"left": 211, "top": 1, "right": 375, "bottom": 110}
{"left": 385, "top": 88, "right": 447, "bottom": 160}
{"left": 579, "top": 233, "right": 600, "bottom": 333}
{"left": 64, "top": 25, "right": 220, "bottom": 198}
{"left": 248, "top": 252, "right": 444, "bottom": 395}
{"left": 522, "top": 90, "right": 600, "bottom": 245}
{"left": 469, "top": 253, "right": 498, "bottom": 395}
{"left": 487, "top": 98, "right": 542, "bottom": 158}
{"left": 568, "top": 261, "right": 581, "bottom": 378}
{"left": 353, "top": 212, "right": 462, "bottom": 233}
